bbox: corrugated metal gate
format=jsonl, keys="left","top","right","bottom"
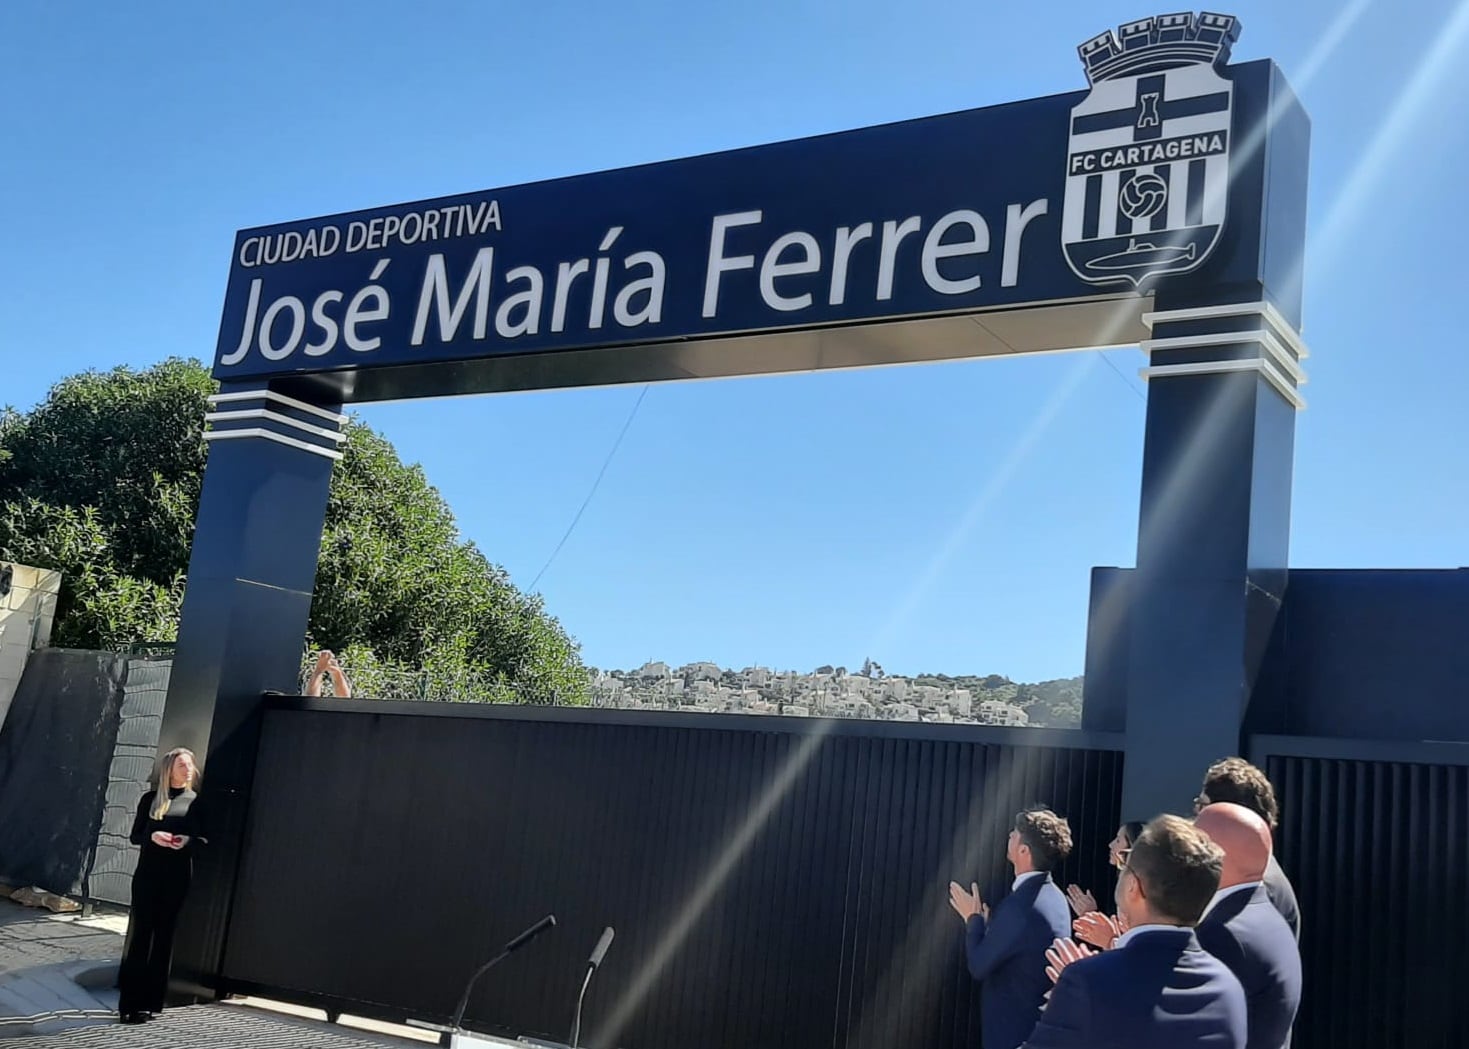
{"left": 220, "top": 701, "right": 1124, "bottom": 1049}
{"left": 1256, "top": 737, "right": 1469, "bottom": 1049}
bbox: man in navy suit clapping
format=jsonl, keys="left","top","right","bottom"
{"left": 1025, "top": 815, "right": 1247, "bottom": 1049}
{"left": 949, "top": 807, "right": 1074, "bottom": 1049}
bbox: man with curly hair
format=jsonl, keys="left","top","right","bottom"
{"left": 950, "top": 807, "right": 1074, "bottom": 1049}
{"left": 1196, "top": 758, "right": 1300, "bottom": 940}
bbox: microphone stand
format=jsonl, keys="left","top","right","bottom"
{"left": 568, "top": 965, "right": 596, "bottom": 1049}
{"left": 450, "top": 947, "right": 515, "bottom": 1035}
{"left": 569, "top": 927, "right": 613, "bottom": 1049}
{"left": 450, "top": 915, "right": 557, "bottom": 1039}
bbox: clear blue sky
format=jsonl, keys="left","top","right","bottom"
{"left": 2, "top": 1, "right": 1465, "bottom": 682}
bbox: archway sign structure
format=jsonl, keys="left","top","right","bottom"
{"left": 161, "top": 11, "right": 1309, "bottom": 998}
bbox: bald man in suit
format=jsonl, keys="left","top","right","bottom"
{"left": 1196, "top": 758, "right": 1299, "bottom": 941}
{"left": 1193, "top": 804, "right": 1302, "bottom": 1049}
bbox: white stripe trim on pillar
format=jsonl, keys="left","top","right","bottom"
{"left": 1140, "top": 329, "right": 1307, "bottom": 385}
{"left": 207, "top": 389, "right": 347, "bottom": 425}
{"left": 203, "top": 427, "right": 345, "bottom": 461}
{"left": 204, "top": 409, "right": 347, "bottom": 444}
{"left": 1139, "top": 358, "right": 1306, "bottom": 410}
{"left": 1141, "top": 301, "right": 1310, "bottom": 360}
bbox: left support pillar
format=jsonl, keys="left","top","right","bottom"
{"left": 155, "top": 385, "right": 346, "bottom": 999}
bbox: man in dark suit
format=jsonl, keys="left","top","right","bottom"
{"left": 1024, "top": 815, "right": 1247, "bottom": 1049}
{"left": 1196, "top": 758, "right": 1300, "bottom": 940}
{"left": 949, "top": 807, "right": 1074, "bottom": 1049}
{"left": 1193, "top": 803, "right": 1302, "bottom": 1049}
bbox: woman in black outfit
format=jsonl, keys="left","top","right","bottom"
{"left": 117, "top": 747, "right": 207, "bottom": 1024}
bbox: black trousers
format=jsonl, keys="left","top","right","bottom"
{"left": 117, "top": 857, "right": 191, "bottom": 1014}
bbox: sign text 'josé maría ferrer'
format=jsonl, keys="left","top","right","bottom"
{"left": 212, "top": 13, "right": 1307, "bottom": 401}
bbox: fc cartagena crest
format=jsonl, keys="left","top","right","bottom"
{"left": 1062, "top": 12, "right": 1241, "bottom": 287}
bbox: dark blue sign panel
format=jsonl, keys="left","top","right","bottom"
{"left": 214, "top": 18, "right": 1281, "bottom": 385}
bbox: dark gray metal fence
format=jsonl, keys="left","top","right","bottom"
{"left": 0, "top": 650, "right": 166, "bottom": 906}
{"left": 220, "top": 700, "right": 1125, "bottom": 1049}
{"left": 1256, "top": 737, "right": 1469, "bottom": 1049}
{"left": 88, "top": 658, "right": 171, "bottom": 906}
{"left": 0, "top": 649, "right": 131, "bottom": 895}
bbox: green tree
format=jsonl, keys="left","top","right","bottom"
{"left": 0, "top": 359, "right": 586, "bottom": 703}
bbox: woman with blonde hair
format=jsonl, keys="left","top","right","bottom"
{"left": 117, "top": 746, "right": 208, "bottom": 1024}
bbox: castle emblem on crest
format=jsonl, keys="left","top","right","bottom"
{"left": 1061, "top": 12, "right": 1241, "bottom": 287}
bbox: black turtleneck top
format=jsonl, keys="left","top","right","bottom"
{"left": 129, "top": 787, "right": 208, "bottom": 866}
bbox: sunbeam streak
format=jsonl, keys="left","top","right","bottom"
{"left": 867, "top": 353, "right": 1098, "bottom": 657}
{"left": 586, "top": 9, "right": 1400, "bottom": 1045}
{"left": 1086, "top": 0, "right": 1460, "bottom": 664}
{"left": 839, "top": 752, "right": 1053, "bottom": 1049}
{"left": 1075, "top": 0, "right": 1379, "bottom": 667}
{"left": 1301, "top": 0, "right": 1469, "bottom": 280}
{"left": 595, "top": 727, "right": 834, "bottom": 1048}
{"left": 1077, "top": 0, "right": 1370, "bottom": 362}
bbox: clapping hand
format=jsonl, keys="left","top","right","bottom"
{"left": 1044, "top": 937, "right": 1090, "bottom": 985}
{"left": 1065, "top": 884, "right": 1097, "bottom": 916}
{"left": 948, "top": 881, "right": 989, "bottom": 922}
{"left": 1073, "top": 911, "right": 1125, "bottom": 949}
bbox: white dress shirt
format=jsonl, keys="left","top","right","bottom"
{"left": 1115, "top": 923, "right": 1190, "bottom": 948}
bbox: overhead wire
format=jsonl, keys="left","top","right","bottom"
{"left": 528, "top": 385, "right": 651, "bottom": 591}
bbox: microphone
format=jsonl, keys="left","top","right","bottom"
{"left": 587, "top": 926, "right": 615, "bottom": 970}
{"left": 569, "top": 927, "right": 615, "bottom": 1049}
{"left": 505, "top": 914, "right": 558, "bottom": 954}
{"left": 450, "top": 915, "right": 557, "bottom": 1035}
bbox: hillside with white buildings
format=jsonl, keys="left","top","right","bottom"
{"left": 586, "top": 660, "right": 1083, "bottom": 727}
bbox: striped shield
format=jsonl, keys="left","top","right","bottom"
{"left": 1062, "top": 61, "right": 1233, "bottom": 288}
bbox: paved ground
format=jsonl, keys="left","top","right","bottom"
{"left": 0, "top": 1004, "right": 432, "bottom": 1047}
{"left": 0, "top": 898, "right": 429, "bottom": 1045}
{"left": 0, "top": 899, "right": 127, "bottom": 1036}
{"left": 0, "top": 901, "right": 126, "bottom": 977}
